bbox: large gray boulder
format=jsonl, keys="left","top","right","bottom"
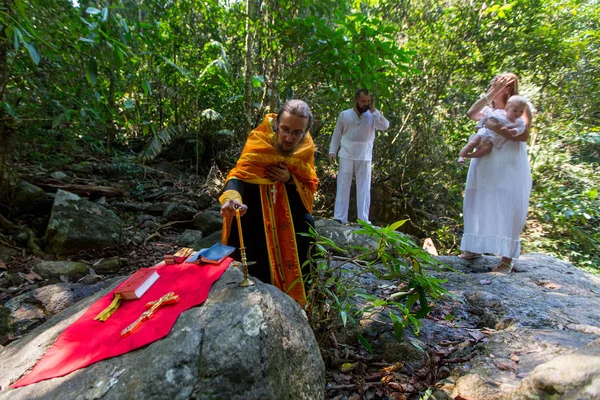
{"left": 163, "top": 203, "right": 197, "bottom": 222}
{"left": 318, "top": 222, "right": 600, "bottom": 400}
{"left": 432, "top": 254, "right": 600, "bottom": 400}
{"left": 2, "top": 279, "right": 120, "bottom": 344}
{"left": 192, "top": 230, "right": 223, "bottom": 250}
{"left": 512, "top": 338, "right": 600, "bottom": 399}
{"left": 177, "top": 229, "right": 204, "bottom": 248}
{"left": 193, "top": 210, "right": 223, "bottom": 235}
{"left": 0, "top": 266, "right": 325, "bottom": 399}
{"left": 315, "top": 219, "right": 379, "bottom": 258}
{"left": 12, "top": 181, "right": 51, "bottom": 216}
{"left": 44, "top": 190, "right": 122, "bottom": 255}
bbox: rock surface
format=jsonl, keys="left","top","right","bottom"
{"left": 314, "top": 223, "right": 600, "bottom": 399}
{"left": 177, "top": 229, "right": 203, "bottom": 248}
{"left": 315, "top": 219, "right": 379, "bottom": 258}
{"left": 12, "top": 181, "right": 51, "bottom": 216}
{"left": 33, "top": 260, "right": 89, "bottom": 280}
{"left": 429, "top": 254, "right": 600, "bottom": 399}
{"left": 2, "top": 279, "right": 120, "bottom": 344}
{"left": 43, "top": 190, "right": 122, "bottom": 255}
{"left": 162, "top": 203, "right": 197, "bottom": 221}
{"left": 193, "top": 210, "right": 223, "bottom": 235}
{"left": 0, "top": 266, "right": 325, "bottom": 400}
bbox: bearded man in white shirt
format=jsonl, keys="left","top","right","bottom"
{"left": 328, "top": 89, "right": 390, "bottom": 224}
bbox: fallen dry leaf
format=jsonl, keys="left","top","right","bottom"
{"left": 535, "top": 280, "right": 562, "bottom": 290}
{"left": 494, "top": 359, "right": 517, "bottom": 371}
{"left": 0, "top": 262, "right": 7, "bottom": 270}
{"left": 422, "top": 238, "right": 438, "bottom": 256}
{"left": 467, "top": 329, "right": 485, "bottom": 342}
{"left": 382, "top": 361, "right": 405, "bottom": 373}
{"left": 438, "top": 339, "right": 463, "bottom": 346}
{"left": 387, "top": 382, "right": 403, "bottom": 391}
{"left": 364, "top": 371, "right": 384, "bottom": 382}
{"left": 332, "top": 372, "right": 353, "bottom": 384}
{"left": 510, "top": 353, "right": 521, "bottom": 362}
{"left": 24, "top": 271, "right": 43, "bottom": 281}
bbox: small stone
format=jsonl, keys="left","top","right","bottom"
{"left": 51, "top": 171, "right": 69, "bottom": 181}
{"left": 93, "top": 258, "right": 121, "bottom": 273}
{"left": 34, "top": 261, "right": 89, "bottom": 280}
{"left": 438, "top": 366, "right": 451, "bottom": 379}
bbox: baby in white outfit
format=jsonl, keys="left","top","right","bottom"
{"left": 458, "top": 95, "right": 528, "bottom": 163}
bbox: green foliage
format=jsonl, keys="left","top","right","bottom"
{"left": 281, "top": 11, "right": 412, "bottom": 97}
{"left": 1, "top": 0, "right": 598, "bottom": 274}
{"left": 339, "top": 0, "right": 600, "bottom": 274}
{"left": 137, "top": 122, "right": 187, "bottom": 162}
{"left": 525, "top": 120, "right": 600, "bottom": 271}
{"left": 304, "top": 221, "right": 450, "bottom": 349}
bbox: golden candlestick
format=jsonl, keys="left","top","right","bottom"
{"left": 238, "top": 246, "right": 255, "bottom": 287}
{"left": 235, "top": 208, "right": 255, "bottom": 287}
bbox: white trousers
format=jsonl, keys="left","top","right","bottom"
{"left": 334, "top": 157, "right": 372, "bottom": 224}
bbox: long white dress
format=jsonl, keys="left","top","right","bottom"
{"left": 460, "top": 133, "right": 532, "bottom": 259}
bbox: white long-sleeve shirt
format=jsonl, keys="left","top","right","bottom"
{"left": 328, "top": 108, "right": 390, "bottom": 161}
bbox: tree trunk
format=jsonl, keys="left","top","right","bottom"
{"left": 267, "top": 1, "right": 279, "bottom": 112}
{"left": 243, "top": 0, "right": 256, "bottom": 134}
{"left": 105, "top": 0, "right": 117, "bottom": 152}
{"left": 174, "top": 42, "right": 179, "bottom": 125}
{"left": 0, "top": 0, "right": 14, "bottom": 207}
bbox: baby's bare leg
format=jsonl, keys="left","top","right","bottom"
{"left": 459, "top": 136, "right": 482, "bottom": 158}
{"left": 467, "top": 142, "right": 493, "bottom": 158}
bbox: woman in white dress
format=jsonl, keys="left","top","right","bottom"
{"left": 459, "top": 73, "right": 533, "bottom": 272}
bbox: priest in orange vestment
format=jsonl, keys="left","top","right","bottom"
{"left": 219, "top": 100, "right": 318, "bottom": 307}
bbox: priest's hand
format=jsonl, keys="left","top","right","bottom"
{"left": 329, "top": 153, "right": 336, "bottom": 163}
{"left": 220, "top": 199, "right": 248, "bottom": 217}
{"left": 265, "top": 163, "right": 291, "bottom": 183}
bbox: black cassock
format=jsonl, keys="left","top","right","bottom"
{"left": 222, "top": 178, "right": 315, "bottom": 285}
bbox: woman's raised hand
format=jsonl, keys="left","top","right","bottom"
{"left": 487, "top": 75, "right": 515, "bottom": 100}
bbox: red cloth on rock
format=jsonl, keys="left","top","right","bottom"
{"left": 13, "top": 260, "right": 230, "bottom": 388}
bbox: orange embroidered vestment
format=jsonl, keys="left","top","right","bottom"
{"left": 219, "top": 114, "right": 318, "bottom": 306}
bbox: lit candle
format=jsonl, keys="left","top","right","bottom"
{"left": 235, "top": 208, "right": 245, "bottom": 249}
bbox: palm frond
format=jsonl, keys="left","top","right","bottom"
{"left": 201, "top": 108, "right": 223, "bottom": 122}
{"left": 137, "top": 123, "right": 188, "bottom": 162}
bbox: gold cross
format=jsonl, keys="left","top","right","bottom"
{"left": 121, "top": 292, "right": 179, "bottom": 338}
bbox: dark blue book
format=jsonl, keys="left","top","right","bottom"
{"left": 195, "top": 243, "right": 235, "bottom": 264}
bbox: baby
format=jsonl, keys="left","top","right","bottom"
{"left": 458, "top": 95, "right": 528, "bottom": 163}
